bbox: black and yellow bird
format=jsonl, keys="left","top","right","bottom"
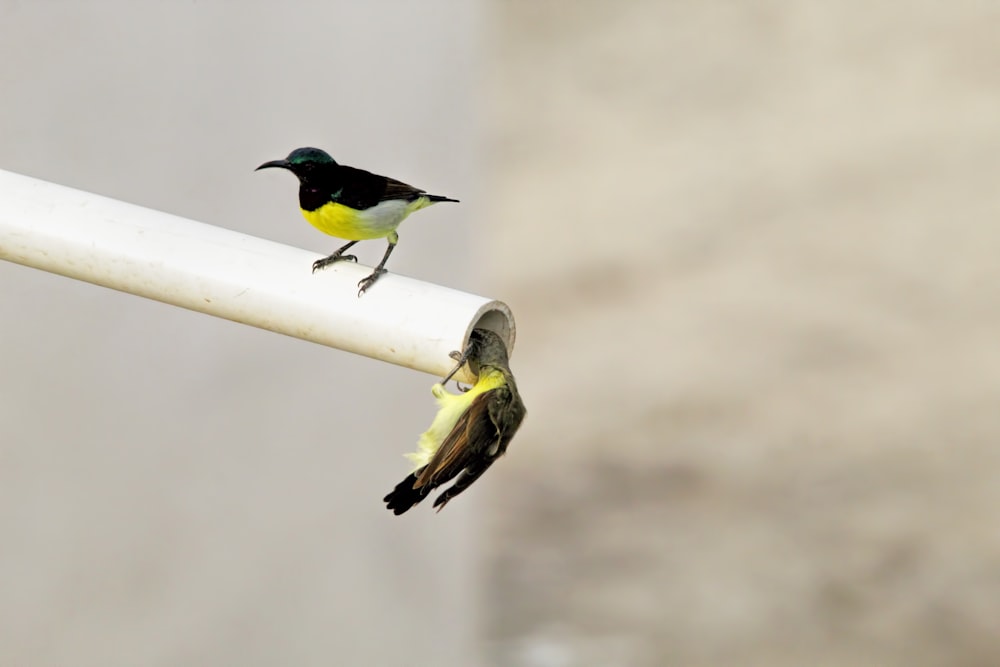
{"left": 384, "top": 329, "right": 526, "bottom": 514}
{"left": 256, "top": 147, "right": 458, "bottom": 295}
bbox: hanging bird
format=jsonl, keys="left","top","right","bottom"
{"left": 384, "top": 329, "right": 526, "bottom": 514}
{"left": 256, "top": 147, "right": 458, "bottom": 296}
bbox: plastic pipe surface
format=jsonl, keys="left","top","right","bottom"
{"left": 0, "top": 169, "right": 514, "bottom": 383}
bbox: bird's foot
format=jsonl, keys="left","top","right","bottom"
{"left": 445, "top": 352, "right": 473, "bottom": 391}
{"left": 357, "top": 268, "right": 387, "bottom": 297}
{"left": 312, "top": 253, "right": 358, "bottom": 273}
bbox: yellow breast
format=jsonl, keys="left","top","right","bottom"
{"left": 301, "top": 197, "right": 429, "bottom": 241}
{"left": 300, "top": 203, "right": 383, "bottom": 241}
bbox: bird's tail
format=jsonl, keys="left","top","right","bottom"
{"left": 426, "top": 194, "right": 459, "bottom": 203}
{"left": 383, "top": 471, "right": 431, "bottom": 515}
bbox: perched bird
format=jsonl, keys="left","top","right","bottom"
{"left": 256, "top": 147, "right": 458, "bottom": 295}
{"left": 384, "top": 329, "right": 526, "bottom": 514}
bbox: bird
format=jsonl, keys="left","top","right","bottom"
{"left": 256, "top": 147, "right": 458, "bottom": 296}
{"left": 384, "top": 329, "right": 526, "bottom": 514}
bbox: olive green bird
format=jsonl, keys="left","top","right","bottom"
{"left": 256, "top": 147, "right": 458, "bottom": 296}
{"left": 384, "top": 329, "right": 526, "bottom": 515}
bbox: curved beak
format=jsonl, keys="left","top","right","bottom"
{"left": 255, "top": 159, "right": 291, "bottom": 172}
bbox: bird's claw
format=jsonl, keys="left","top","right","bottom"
{"left": 445, "top": 351, "right": 473, "bottom": 391}
{"left": 357, "top": 268, "right": 387, "bottom": 297}
{"left": 312, "top": 254, "right": 357, "bottom": 273}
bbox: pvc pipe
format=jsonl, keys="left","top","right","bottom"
{"left": 0, "top": 168, "right": 514, "bottom": 383}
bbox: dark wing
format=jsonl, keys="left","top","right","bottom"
{"left": 493, "top": 383, "right": 526, "bottom": 450}
{"left": 415, "top": 390, "right": 495, "bottom": 490}
{"left": 384, "top": 382, "right": 525, "bottom": 514}
{"left": 382, "top": 390, "right": 494, "bottom": 515}
{"left": 381, "top": 177, "right": 427, "bottom": 201}
{"left": 434, "top": 384, "right": 524, "bottom": 512}
{"left": 334, "top": 165, "right": 426, "bottom": 209}
{"left": 428, "top": 384, "right": 526, "bottom": 512}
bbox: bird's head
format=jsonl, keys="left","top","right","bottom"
{"left": 256, "top": 147, "right": 338, "bottom": 182}
{"left": 468, "top": 329, "right": 511, "bottom": 375}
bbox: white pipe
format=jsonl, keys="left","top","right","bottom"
{"left": 0, "top": 168, "right": 514, "bottom": 383}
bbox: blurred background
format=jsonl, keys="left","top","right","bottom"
{"left": 3, "top": 2, "right": 1000, "bottom": 666}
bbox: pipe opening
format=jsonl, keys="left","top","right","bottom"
{"left": 466, "top": 300, "right": 517, "bottom": 359}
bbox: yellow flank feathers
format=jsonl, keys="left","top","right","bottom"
{"left": 406, "top": 369, "right": 506, "bottom": 470}
{"left": 300, "top": 196, "right": 434, "bottom": 241}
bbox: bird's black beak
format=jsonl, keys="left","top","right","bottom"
{"left": 255, "top": 159, "right": 291, "bottom": 172}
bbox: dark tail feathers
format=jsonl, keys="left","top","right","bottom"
{"left": 383, "top": 471, "right": 430, "bottom": 515}
{"left": 427, "top": 194, "right": 459, "bottom": 203}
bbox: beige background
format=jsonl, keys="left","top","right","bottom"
{"left": 3, "top": 2, "right": 1000, "bottom": 666}
{"left": 487, "top": 2, "right": 1000, "bottom": 666}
